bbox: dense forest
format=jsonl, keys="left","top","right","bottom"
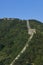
{"left": 0, "top": 18, "right": 43, "bottom": 65}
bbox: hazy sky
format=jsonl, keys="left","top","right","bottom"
{"left": 0, "top": 0, "right": 43, "bottom": 22}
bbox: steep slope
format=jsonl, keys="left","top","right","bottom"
{"left": 0, "top": 19, "right": 43, "bottom": 65}
{"left": 14, "top": 31, "right": 43, "bottom": 65}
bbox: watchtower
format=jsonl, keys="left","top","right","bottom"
{"left": 27, "top": 20, "right": 36, "bottom": 35}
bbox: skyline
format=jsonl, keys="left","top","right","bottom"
{"left": 0, "top": 0, "right": 43, "bottom": 22}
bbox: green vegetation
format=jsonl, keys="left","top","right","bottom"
{"left": 0, "top": 18, "right": 43, "bottom": 65}
{"left": 0, "top": 18, "right": 29, "bottom": 65}
{"left": 15, "top": 31, "right": 43, "bottom": 65}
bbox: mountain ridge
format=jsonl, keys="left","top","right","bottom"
{"left": 0, "top": 18, "right": 43, "bottom": 65}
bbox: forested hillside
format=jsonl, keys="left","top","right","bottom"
{"left": 0, "top": 18, "right": 43, "bottom": 65}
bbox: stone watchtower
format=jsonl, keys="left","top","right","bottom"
{"left": 27, "top": 20, "right": 36, "bottom": 35}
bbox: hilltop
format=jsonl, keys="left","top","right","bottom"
{"left": 0, "top": 18, "right": 43, "bottom": 65}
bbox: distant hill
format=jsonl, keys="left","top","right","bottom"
{"left": 0, "top": 18, "right": 43, "bottom": 65}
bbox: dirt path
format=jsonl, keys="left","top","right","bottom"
{"left": 10, "top": 33, "right": 34, "bottom": 65}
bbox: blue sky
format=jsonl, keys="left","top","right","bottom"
{"left": 0, "top": 0, "right": 43, "bottom": 22}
